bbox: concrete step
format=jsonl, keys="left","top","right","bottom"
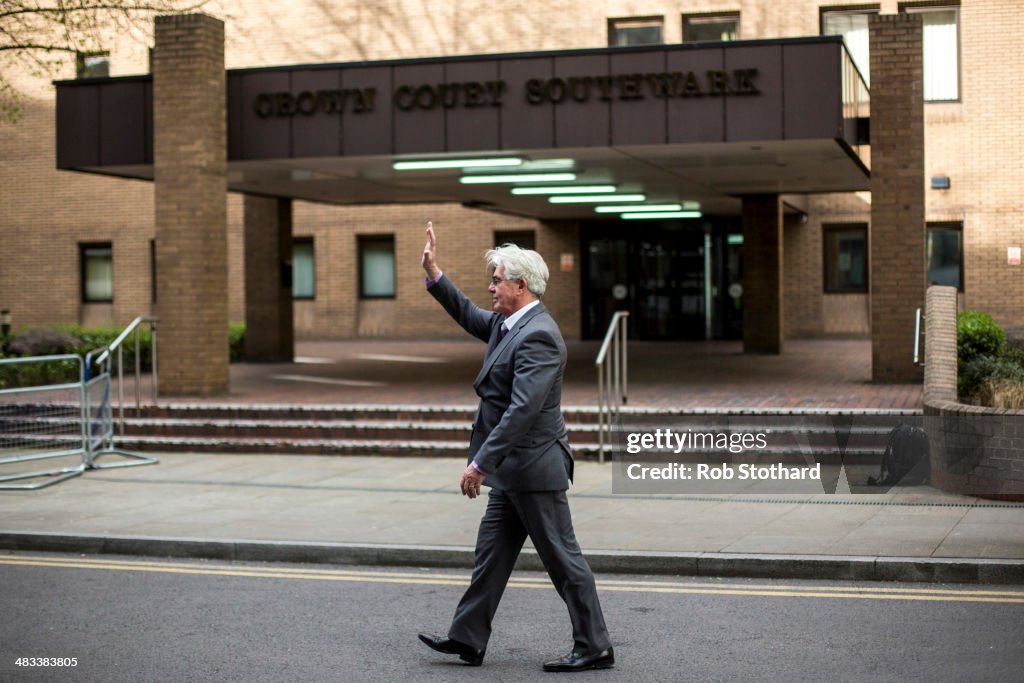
{"left": 108, "top": 434, "right": 603, "bottom": 458}
{"left": 2, "top": 402, "right": 921, "bottom": 460}
{"left": 117, "top": 417, "right": 605, "bottom": 442}
{"left": 135, "top": 403, "right": 617, "bottom": 425}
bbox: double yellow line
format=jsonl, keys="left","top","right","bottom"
{"left": 2, "top": 554, "right": 1022, "bottom": 604}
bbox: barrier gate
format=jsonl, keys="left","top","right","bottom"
{"left": 0, "top": 354, "right": 158, "bottom": 490}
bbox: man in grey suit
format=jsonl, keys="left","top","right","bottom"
{"left": 417, "top": 222, "right": 613, "bottom": 672}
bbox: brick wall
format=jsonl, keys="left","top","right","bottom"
{"left": 923, "top": 285, "right": 1024, "bottom": 501}
{"left": 869, "top": 14, "right": 925, "bottom": 382}
{"left": 1, "top": 1, "right": 1021, "bottom": 346}
{"left": 243, "top": 196, "right": 293, "bottom": 360}
{"left": 742, "top": 194, "right": 783, "bottom": 354}
{"left": 153, "top": 14, "right": 228, "bottom": 395}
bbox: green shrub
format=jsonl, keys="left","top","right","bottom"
{"left": 229, "top": 322, "right": 246, "bottom": 362}
{"left": 959, "top": 344, "right": 1024, "bottom": 406}
{"left": 51, "top": 324, "right": 153, "bottom": 378}
{"left": 0, "top": 322, "right": 248, "bottom": 389}
{"left": 957, "top": 311, "right": 1006, "bottom": 364}
{"left": 7, "top": 329, "right": 79, "bottom": 356}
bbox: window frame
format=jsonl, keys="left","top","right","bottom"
{"left": 292, "top": 236, "right": 316, "bottom": 301}
{"left": 76, "top": 51, "right": 110, "bottom": 79}
{"left": 822, "top": 224, "right": 869, "bottom": 294}
{"left": 607, "top": 15, "right": 664, "bottom": 47}
{"left": 901, "top": 2, "right": 961, "bottom": 103}
{"left": 682, "top": 11, "right": 741, "bottom": 43}
{"left": 926, "top": 221, "right": 964, "bottom": 292}
{"left": 357, "top": 234, "right": 396, "bottom": 300}
{"left": 80, "top": 242, "right": 114, "bottom": 304}
{"left": 819, "top": 6, "right": 880, "bottom": 87}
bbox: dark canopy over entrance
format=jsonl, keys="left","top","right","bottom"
{"left": 56, "top": 37, "right": 869, "bottom": 219}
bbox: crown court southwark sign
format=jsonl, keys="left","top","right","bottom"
{"left": 253, "top": 68, "right": 761, "bottom": 117}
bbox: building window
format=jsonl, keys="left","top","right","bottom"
{"left": 903, "top": 4, "right": 960, "bottom": 101}
{"left": 823, "top": 225, "right": 868, "bottom": 293}
{"left": 494, "top": 230, "right": 536, "bottom": 251}
{"left": 81, "top": 243, "right": 113, "bottom": 303}
{"left": 927, "top": 222, "right": 962, "bottom": 290}
{"left": 293, "top": 237, "right": 316, "bottom": 300}
{"left": 683, "top": 13, "right": 740, "bottom": 42}
{"left": 608, "top": 16, "right": 663, "bottom": 47}
{"left": 358, "top": 235, "right": 395, "bottom": 299}
{"left": 76, "top": 51, "right": 110, "bottom": 79}
{"left": 821, "top": 8, "right": 878, "bottom": 86}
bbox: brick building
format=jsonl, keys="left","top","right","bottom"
{"left": 1, "top": 1, "right": 1020, "bottom": 395}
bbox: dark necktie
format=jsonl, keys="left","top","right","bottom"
{"left": 499, "top": 323, "right": 509, "bottom": 341}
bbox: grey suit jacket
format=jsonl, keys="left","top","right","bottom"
{"left": 428, "top": 274, "right": 574, "bottom": 492}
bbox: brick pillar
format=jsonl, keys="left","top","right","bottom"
{"left": 244, "top": 196, "right": 294, "bottom": 362}
{"left": 742, "top": 194, "right": 784, "bottom": 354}
{"left": 869, "top": 14, "right": 925, "bottom": 382}
{"left": 924, "top": 285, "right": 958, "bottom": 404}
{"left": 153, "top": 14, "right": 227, "bottom": 395}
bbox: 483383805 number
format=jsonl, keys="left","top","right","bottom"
{"left": 16, "top": 658, "right": 78, "bottom": 667}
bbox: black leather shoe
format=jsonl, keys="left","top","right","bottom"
{"left": 542, "top": 646, "right": 615, "bottom": 672}
{"left": 418, "top": 633, "right": 484, "bottom": 666}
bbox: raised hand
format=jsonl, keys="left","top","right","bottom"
{"left": 422, "top": 220, "right": 441, "bottom": 279}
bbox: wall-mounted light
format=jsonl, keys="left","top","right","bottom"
{"left": 622, "top": 211, "right": 702, "bottom": 220}
{"left": 460, "top": 173, "right": 577, "bottom": 184}
{"left": 549, "top": 194, "right": 645, "bottom": 204}
{"left": 595, "top": 204, "right": 682, "bottom": 213}
{"left": 512, "top": 185, "right": 616, "bottom": 195}
{"left": 930, "top": 175, "right": 951, "bottom": 190}
{"left": 394, "top": 157, "right": 523, "bottom": 170}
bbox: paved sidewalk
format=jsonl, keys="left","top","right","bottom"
{"left": 2, "top": 453, "right": 1022, "bottom": 584}
{"left": 214, "top": 338, "right": 922, "bottom": 410}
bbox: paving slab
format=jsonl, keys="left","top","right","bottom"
{"left": 2, "top": 452, "right": 1023, "bottom": 583}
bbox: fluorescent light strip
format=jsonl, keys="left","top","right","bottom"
{"left": 622, "top": 211, "right": 703, "bottom": 220}
{"left": 460, "top": 173, "right": 576, "bottom": 184}
{"left": 518, "top": 158, "right": 575, "bottom": 170}
{"left": 394, "top": 158, "right": 522, "bottom": 170}
{"left": 549, "top": 194, "right": 645, "bottom": 204}
{"left": 512, "top": 185, "right": 616, "bottom": 195}
{"left": 595, "top": 204, "right": 682, "bottom": 213}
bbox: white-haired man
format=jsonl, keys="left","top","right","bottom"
{"left": 417, "top": 222, "right": 613, "bottom": 672}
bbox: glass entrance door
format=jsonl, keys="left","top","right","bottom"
{"left": 583, "top": 223, "right": 707, "bottom": 340}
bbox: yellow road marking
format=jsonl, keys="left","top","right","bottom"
{"left": 2, "top": 554, "right": 1022, "bottom": 604}
{"left": 8, "top": 557, "right": 1024, "bottom": 598}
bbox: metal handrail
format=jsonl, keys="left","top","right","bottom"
{"left": 85, "top": 316, "right": 159, "bottom": 436}
{"left": 595, "top": 311, "right": 629, "bottom": 463}
{"left": 913, "top": 308, "right": 924, "bottom": 366}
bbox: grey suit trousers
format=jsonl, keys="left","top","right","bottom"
{"left": 447, "top": 488, "right": 610, "bottom": 654}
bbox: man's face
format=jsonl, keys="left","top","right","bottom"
{"left": 489, "top": 265, "right": 523, "bottom": 317}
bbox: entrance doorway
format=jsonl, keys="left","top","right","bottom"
{"left": 582, "top": 220, "right": 743, "bottom": 341}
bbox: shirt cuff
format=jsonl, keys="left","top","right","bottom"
{"left": 425, "top": 271, "right": 444, "bottom": 288}
{"left": 470, "top": 461, "right": 487, "bottom": 475}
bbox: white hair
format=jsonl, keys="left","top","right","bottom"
{"left": 485, "top": 243, "right": 549, "bottom": 297}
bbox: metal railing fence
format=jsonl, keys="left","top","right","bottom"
{"left": 0, "top": 317, "right": 160, "bottom": 490}
{"left": 0, "top": 355, "right": 88, "bottom": 489}
{"left": 595, "top": 311, "right": 629, "bottom": 463}
{"left": 85, "top": 316, "right": 159, "bottom": 438}
{"left": 914, "top": 308, "right": 925, "bottom": 366}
